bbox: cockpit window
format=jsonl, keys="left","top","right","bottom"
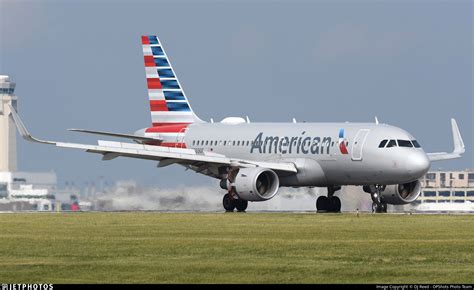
{"left": 397, "top": 140, "right": 413, "bottom": 148}
{"left": 386, "top": 139, "right": 397, "bottom": 148}
{"left": 378, "top": 140, "right": 388, "bottom": 148}
{"left": 411, "top": 140, "right": 421, "bottom": 148}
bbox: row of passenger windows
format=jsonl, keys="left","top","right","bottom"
{"left": 192, "top": 140, "right": 337, "bottom": 147}
{"left": 193, "top": 140, "right": 252, "bottom": 147}
{"left": 378, "top": 139, "right": 421, "bottom": 148}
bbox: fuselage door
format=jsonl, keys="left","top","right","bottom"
{"left": 351, "top": 129, "right": 370, "bottom": 161}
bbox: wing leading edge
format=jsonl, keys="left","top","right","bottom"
{"left": 8, "top": 105, "right": 296, "bottom": 174}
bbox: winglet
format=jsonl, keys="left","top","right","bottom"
{"left": 451, "top": 118, "right": 465, "bottom": 155}
{"left": 427, "top": 118, "right": 466, "bottom": 162}
{"left": 8, "top": 104, "right": 56, "bottom": 145}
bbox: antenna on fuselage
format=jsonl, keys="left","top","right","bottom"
{"left": 246, "top": 116, "right": 250, "bottom": 123}
{"left": 375, "top": 116, "right": 379, "bottom": 125}
{"left": 210, "top": 118, "right": 214, "bottom": 123}
{"left": 292, "top": 118, "right": 297, "bottom": 123}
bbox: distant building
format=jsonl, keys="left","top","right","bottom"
{"left": 0, "top": 75, "right": 17, "bottom": 172}
{"left": 0, "top": 75, "right": 79, "bottom": 211}
{"left": 412, "top": 169, "right": 474, "bottom": 212}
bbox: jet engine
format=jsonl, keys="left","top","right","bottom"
{"left": 221, "top": 167, "right": 280, "bottom": 201}
{"left": 380, "top": 180, "right": 422, "bottom": 204}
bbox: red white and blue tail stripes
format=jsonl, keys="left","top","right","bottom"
{"left": 142, "top": 35, "right": 202, "bottom": 147}
{"left": 142, "top": 35, "right": 201, "bottom": 126}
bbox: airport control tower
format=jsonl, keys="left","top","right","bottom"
{"left": 0, "top": 75, "right": 17, "bottom": 172}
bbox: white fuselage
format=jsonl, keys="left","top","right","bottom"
{"left": 144, "top": 122, "right": 431, "bottom": 187}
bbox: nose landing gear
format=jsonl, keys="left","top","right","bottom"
{"left": 364, "top": 185, "right": 388, "bottom": 213}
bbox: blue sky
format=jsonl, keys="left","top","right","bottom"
{"left": 1, "top": 0, "right": 472, "bottom": 188}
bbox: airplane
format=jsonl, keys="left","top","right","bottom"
{"left": 9, "top": 35, "right": 466, "bottom": 213}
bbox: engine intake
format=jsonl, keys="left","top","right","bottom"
{"left": 380, "top": 180, "right": 422, "bottom": 204}
{"left": 224, "top": 168, "right": 280, "bottom": 201}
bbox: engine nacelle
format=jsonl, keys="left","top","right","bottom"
{"left": 227, "top": 167, "right": 280, "bottom": 201}
{"left": 380, "top": 180, "right": 422, "bottom": 205}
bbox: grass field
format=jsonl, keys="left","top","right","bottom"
{"left": 0, "top": 212, "right": 473, "bottom": 284}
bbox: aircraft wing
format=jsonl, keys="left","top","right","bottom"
{"left": 426, "top": 119, "right": 465, "bottom": 162}
{"left": 67, "top": 128, "right": 162, "bottom": 144}
{"left": 8, "top": 105, "right": 297, "bottom": 174}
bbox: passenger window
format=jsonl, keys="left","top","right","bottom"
{"left": 397, "top": 140, "right": 413, "bottom": 147}
{"left": 223, "top": 141, "right": 227, "bottom": 146}
{"left": 411, "top": 140, "right": 421, "bottom": 148}
{"left": 386, "top": 140, "right": 397, "bottom": 148}
{"left": 205, "top": 140, "right": 208, "bottom": 146}
{"left": 378, "top": 140, "right": 388, "bottom": 148}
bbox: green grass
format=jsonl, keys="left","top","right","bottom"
{"left": 0, "top": 212, "right": 473, "bottom": 283}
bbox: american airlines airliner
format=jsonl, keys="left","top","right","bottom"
{"left": 9, "top": 35, "right": 465, "bottom": 213}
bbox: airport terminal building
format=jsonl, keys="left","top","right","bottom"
{"left": 0, "top": 75, "right": 79, "bottom": 211}
{"left": 414, "top": 170, "right": 474, "bottom": 212}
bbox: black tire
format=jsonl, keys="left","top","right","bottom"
{"left": 372, "top": 202, "right": 383, "bottom": 213}
{"left": 381, "top": 203, "right": 388, "bottom": 213}
{"left": 223, "top": 194, "right": 236, "bottom": 212}
{"left": 316, "top": 196, "right": 329, "bottom": 212}
{"left": 330, "top": 196, "right": 341, "bottom": 212}
{"left": 235, "top": 199, "right": 248, "bottom": 212}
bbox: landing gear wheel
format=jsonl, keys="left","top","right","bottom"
{"left": 372, "top": 202, "right": 379, "bottom": 213}
{"left": 223, "top": 193, "right": 236, "bottom": 212}
{"left": 235, "top": 199, "right": 248, "bottom": 212}
{"left": 372, "top": 202, "right": 388, "bottom": 213}
{"left": 329, "top": 196, "right": 341, "bottom": 212}
{"left": 316, "top": 196, "right": 329, "bottom": 212}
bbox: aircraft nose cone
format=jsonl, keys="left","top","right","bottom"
{"left": 406, "top": 152, "right": 430, "bottom": 178}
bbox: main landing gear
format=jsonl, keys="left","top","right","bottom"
{"left": 316, "top": 186, "right": 341, "bottom": 213}
{"left": 364, "top": 185, "right": 388, "bottom": 213}
{"left": 223, "top": 193, "right": 248, "bottom": 212}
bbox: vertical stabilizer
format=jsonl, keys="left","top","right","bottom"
{"left": 141, "top": 35, "right": 203, "bottom": 127}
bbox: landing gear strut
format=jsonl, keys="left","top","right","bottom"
{"left": 316, "top": 186, "right": 342, "bottom": 213}
{"left": 366, "top": 185, "right": 388, "bottom": 213}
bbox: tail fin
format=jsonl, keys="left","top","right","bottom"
{"left": 141, "top": 35, "right": 203, "bottom": 126}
